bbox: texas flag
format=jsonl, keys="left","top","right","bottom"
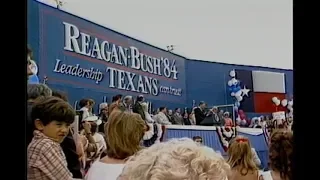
{"left": 235, "top": 69, "right": 287, "bottom": 113}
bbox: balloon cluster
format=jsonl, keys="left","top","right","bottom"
{"left": 227, "top": 70, "right": 250, "bottom": 126}
{"left": 271, "top": 97, "right": 281, "bottom": 106}
{"left": 227, "top": 70, "right": 243, "bottom": 110}
{"left": 272, "top": 97, "right": 294, "bottom": 116}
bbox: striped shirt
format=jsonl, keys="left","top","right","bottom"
{"left": 27, "top": 130, "right": 73, "bottom": 180}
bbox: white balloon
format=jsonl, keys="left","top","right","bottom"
{"left": 275, "top": 99, "right": 281, "bottom": 106}
{"left": 236, "top": 117, "right": 241, "bottom": 125}
{"left": 227, "top": 80, "right": 233, "bottom": 86}
{"left": 288, "top": 106, "right": 293, "bottom": 112}
{"left": 281, "top": 99, "right": 288, "bottom": 107}
{"left": 231, "top": 92, "right": 235, "bottom": 96}
{"left": 272, "top": 97, "right": 278, "bottom": 103}
{"left": 236, "top": 95, "right": 243, "bottom": 102}
{"left": 235, "top": 90, "right": 242, "bottom": 97}
{"left": 288, "top": 100, "right": 293, "bottom": 106}
{"left": 229, "top": 70, "right": 236, "bottom": 77}
{"left": 231, "top": 78, "right": 238, "bottom": 85}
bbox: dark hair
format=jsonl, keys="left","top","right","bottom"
{"left": 175, "top": 108, "right": 180, "bottom": 111}
{"left": 52, "top": 90, "right": 68, "bottom": 102}
{"left": 269, "top": 130, "right": 293, "bottom": 180}
{"left": 159, "top": 107, "right": 166, "bottom": 112}
{"left": 31, "top": 96, "right": 75, "bottom": 126}
{"left": 192, "top": 136, "right": 202, "bottom": 141}
{"left": 79, "top": 99, "right": 88, "bottom": 108}
{"left": 199, "top": 101, "right": 205, "bottom": 106}
{"left": 112, "top": 94, "right": 123, "bottom": 102}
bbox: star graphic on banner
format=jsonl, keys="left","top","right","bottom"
{"left": 241, "top": 86, "right": 251, "bottom": 97}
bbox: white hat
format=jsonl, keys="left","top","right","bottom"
{"left": 83, "top": 115, "right": 102, "bottom": 125}
{"left": 99, "top": 103, "right": 108, "bottom": 109}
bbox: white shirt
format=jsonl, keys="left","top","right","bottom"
{"left": 80, "top": 107, "right": 90, "bottom": 120}
{"left": 251, "top": 148, "right": 261, "bottom": 167}
{"left": 85, "top": 161, "right": 125, "bottom": 180}
{"left": 153, "top": 112, "right": 171, "bottom": 125}
{"left": 259, "top": 171, "right": 273, "bottom": 180}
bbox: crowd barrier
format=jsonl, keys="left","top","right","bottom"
{"left": 162, "top": 125, "right": 269, "bottom": 169}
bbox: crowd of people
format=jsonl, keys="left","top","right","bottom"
{"left": 27, "top": 46, "right": 293, "bottom": 180}
{"left": 26, "top": 83, "right": 293, "bottom": 180}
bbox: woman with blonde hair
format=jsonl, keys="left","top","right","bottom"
{"left": 119, "top": 138, "right": 230, "bottom": 180}
{"left": 227, "top": 136, "right": 261, "bottom": 180}
{"left": 261, "top": 129, "right": 293, "bottom": 180}
{"left": 85, "top": 110, "right": 146, "bottom": 180}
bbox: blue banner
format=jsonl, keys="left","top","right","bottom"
{"left": 29, "top": 2, "right": 186, "bottom": 103}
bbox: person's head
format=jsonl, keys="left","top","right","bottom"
{"left": 136, "top": 95, "right": 144, "bottom": 102}
{"left": 120, "top": 138, "right": 230, "bottom": 180}
{"left": 192, "top": 136, "right": 203, "bottom": 145}
{"left": 212, "top": 106, "right": 218, "bottom": 113}
{"left": 99, "top": 103, "right": 108, "bottom": 115}
{"left": 88, "top": 99, "right": 95, "bottom": 110}
{"left": 31, "top": 96, "right": 75, "bottom": 143}
{"left": 27, "top": 84, "right": 52, "bottom": 101}
{"left": 83, "top": 115, "right": 102, "bottom": 134}
{"left": 223, "top": 112, "right": 230, "bottom": 118}
{"left": 199, "top": 101, "right": 206, "bottom": 109}
{"left": 27, "top": 45, "right": 33, "bottom": 77}
{"left": 159, "top": 107, "right": 167, "bottom": 114}
{"left": 123, "top": 95, "right": 133, "bottom": 105}
{"left": 269, "top": 130, "right": 293, "bottom": 180}
{"left": 112, "top": 94, "right": 123, "bottom": 103}
{"left": 168, "top": 109, "right": 173, "bottom": 115}
{"left": 105, "top": 110, "right": 145, "bottom": 159}
{"left": 175, "top": 108, "right": 181, "bottom": 114}
{"left": 52, "top": 90, "right": 68, "bottom": 102}
{"left": 227, "top": 136, "right": 257, "bottom": 175}
{"left": 79, "top": 98, "right": 95, "bottom": 109}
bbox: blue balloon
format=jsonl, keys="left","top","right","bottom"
{"left": 234, "top": 106, "right": 238, "bottom": 112}
{"left": 28, "top": 75, "right": 39, "bottom": 84}
{"left": 228, "top": 87, "right": 233, "bottom": 92}
{"left": 232, "top": 86, "right": 240, "bottom": 93}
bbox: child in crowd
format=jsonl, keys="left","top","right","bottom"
{"left": 27, "top": 96, "right": 75, "bottom": 180}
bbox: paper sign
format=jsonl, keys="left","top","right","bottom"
{"left": 272, "top": 111, "right": 286, "bottom": 120}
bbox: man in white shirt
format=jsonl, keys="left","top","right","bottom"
{"left": 79, "top": 99, "right": 95, "bottom": 120}
{"left": 153, "top": 107, "right": 171, "bottom": 125}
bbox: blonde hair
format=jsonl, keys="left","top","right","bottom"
{"left": 227, "top": 136, "right": 257, "bottom": 175}
{"left": 120, "top": 138, "right": 230, "bottom": 180}
{"left": 105, "top": 110, "right": 145, "bottom": 159}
